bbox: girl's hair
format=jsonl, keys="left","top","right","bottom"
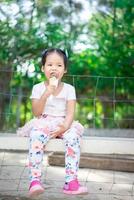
{"left": 41, "top": 48, "right": 68, "bottom": 70}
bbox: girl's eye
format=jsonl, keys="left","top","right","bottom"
{"left": 58, "top": 64, "right": 62, "bottom": 67}
{"left": 48, "top": 64, "right": 52, "bottom": 66}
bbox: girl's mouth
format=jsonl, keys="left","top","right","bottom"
{"left": 50, "top": 72, "right": 58, "bottom": 78}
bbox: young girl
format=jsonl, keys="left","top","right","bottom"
{"left": 17, "top": 48, "right": 88, "bottom": 197}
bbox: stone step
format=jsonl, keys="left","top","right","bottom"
{"left": 48, "top": 152, "right": 134, "bottom": 172}
{"left": 1, "top": 134, "right": 134, "bottom": 155}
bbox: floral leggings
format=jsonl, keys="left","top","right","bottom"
{"left": 28, "top": 116, "right": 84, "bottom": 183}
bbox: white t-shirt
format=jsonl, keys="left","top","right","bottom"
{"left": 30, "top": 82, "right": 76, "bottom": 117}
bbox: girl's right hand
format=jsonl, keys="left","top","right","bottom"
{"left": 45, "top": 85, "right": 56, "bottom": 97}
{"left": 50, "top": 123, "right": 68, "bottom": 139}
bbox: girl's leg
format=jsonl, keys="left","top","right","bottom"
{"left": 62, "top": 127, "right": 81, "bottom": 183}
{"left": 29, "top": 128, "right": 50, "bottom": 182}
{"left": 62, "top": 124, "right": 88, "bottom": 194}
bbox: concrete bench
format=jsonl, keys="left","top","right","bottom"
{"left": 1, "top": 134, "right": 134, "bottom": 172}
{"left": 0, "top": 133, "right": 134, "bottom": 154}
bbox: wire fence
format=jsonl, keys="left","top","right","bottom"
{"left": 0, "top": 67, "right": 134, "bottom": 132}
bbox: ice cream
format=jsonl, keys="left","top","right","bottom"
{"left": 49, "top": 76, "right": 58, "bottom": 100}
{"left": 49, "top": 76, "right": 58, "bottom": 88}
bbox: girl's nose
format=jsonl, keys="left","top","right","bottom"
{"left": 51, "top": 65, "right": 57, "bottom": 70}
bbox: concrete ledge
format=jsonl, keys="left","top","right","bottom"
{"left": 48, "top": 152, "right": 134, "bottom": 172}
{"left": 84, "top": 128, "right": 134, "bottom": 138}
{"left": 1, "top": 133, "right": 134, "bottom": 171}
{"left": 0, "top": 133, "right": 134, "bottom": 154}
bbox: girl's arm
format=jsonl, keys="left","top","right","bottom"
{"left": 63, "top": 99, "right": 76, "bottom": 130}
{"left": 32, "top": 93, "right": 49, "bottom": 117}
{"left": 32, "top": 85, "right": 56, "bottom": 117}
{"left": 50, "top": 99, "right": 76, "bottom": 138}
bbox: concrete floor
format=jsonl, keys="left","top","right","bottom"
{"left": 0, "top": 151, "right": 134, "bottom": 200}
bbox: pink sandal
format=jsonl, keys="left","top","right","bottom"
{"left": 63, "top": 179, "right": 88, "bottom": 195}
{"left": 29, "top": 180, "right": 44, "bottom": 197}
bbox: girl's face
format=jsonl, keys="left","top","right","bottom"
{"left": 42, "top": 52, "right": 67, "bottom": 81}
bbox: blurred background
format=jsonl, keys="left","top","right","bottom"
{"left": 0, "top": 0, "right": 134, "bottom": 133}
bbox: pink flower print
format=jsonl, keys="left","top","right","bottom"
{"left": 65, "top": 169, "right": 69, "bottom": 174}
{"left": 66, "top": 169, "right": 74, "bottom": 175}
{"left": 32, "top": 140, "right": 43, "bottom": 151}
{"left": 70, "top": 170, "right": 75, "bottom": 175}
{"left": 35, "top": 156, "right": 42, "bottom": 165}
{"left": 67, "top": 147, "right": 75, "bottom": 158}
{"left": 38, "top": 125, "right": 50, "bottom": 134}
{"left": 27, "top": 161, "right": 33, "bottom": 167}
{"left": 31, "top": 169, "right": 41, "bottom": 177}
{"left": 43, "top": 126, "right": 50, "bottom": 134}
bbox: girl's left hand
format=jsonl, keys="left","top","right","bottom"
{"left": 50, "top": 123, "right": 68, "bottom": 139}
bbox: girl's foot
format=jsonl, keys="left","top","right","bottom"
{"left": 63, "top": 179, "right": 88, "bottom": 195}
{"left": 29, "top": 180, "right": 44, "bottom": 198}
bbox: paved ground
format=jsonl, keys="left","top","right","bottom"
{"left": 0, "top": 151, "right": 134, "bottom": 200}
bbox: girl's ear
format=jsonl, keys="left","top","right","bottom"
{"left": 41, "top": 66, "right": 44, "bottom": 72}
{"left": 64, "top": 69, "right": 67, "bottom": 74}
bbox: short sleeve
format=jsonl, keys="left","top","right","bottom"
{"left": 67, "top": 85, "right": 76, "bottom": 100}
{"left": 30, "top": 85, "right": 41, "bottom": 99}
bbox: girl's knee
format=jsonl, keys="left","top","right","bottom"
{"left": 30, "top": 128, "right": 50, "bottom": 146}
{"left": 72, "top": 121, "right": 84, "bottom": 137}
{"left": 64, "top": 122, "right": 84, "bottom": 141}
{"left": 63, "top": 131, "right": 81, "bottom": 146}
{"left": 30, "top": 128, "right": 45, "bottom": 139}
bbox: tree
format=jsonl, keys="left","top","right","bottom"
{"left": 0, "top": 0, "right": 87, "bottom": 131}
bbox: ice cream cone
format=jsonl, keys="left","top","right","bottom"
{"left": 49, "top": 76, "right": 58, "bottom": 87}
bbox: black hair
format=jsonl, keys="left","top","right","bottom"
{"left": 41, "top": 48, "right": 68, "bottom": 70}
